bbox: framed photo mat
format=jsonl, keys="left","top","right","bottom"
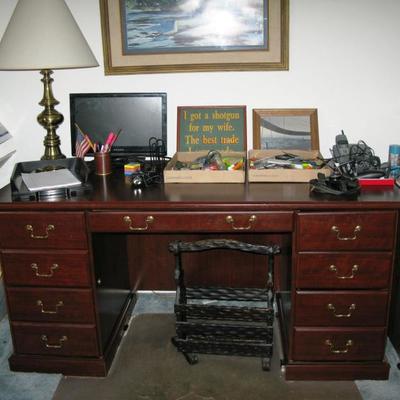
{"left": 99, "top": 0, "right": 289, "bottom": 74}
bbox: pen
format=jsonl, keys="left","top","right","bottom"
{"left": 102, "top": 132, "right": 116, "bottom": 152}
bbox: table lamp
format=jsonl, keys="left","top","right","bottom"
{"left": 0, "top": 0, "right": 98, "bottom": 160}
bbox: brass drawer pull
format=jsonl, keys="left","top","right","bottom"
{"left": 25, "top": 224, "right": 55, "bottom": 239}
{"left": 329, "top": 264, "right": 358, "bottom": 279}
{"left": 325, "top": 339, "right": 353, "bottom": 354}
{"left": 41, "top": 335, "right": 68, "bottom": 349}
{"left": 331, "top": 225, "right": 361, "bottom": 241}
{"left": 36, "top": 300, "right": 64, "bottom": 314}
{"left": 327, "top": 303, "right": 356, "bottom": 318}
{"left": 31, "top": 263, "right": 58, "bottom": 278}
{"left": 123, "top": 215, "right": 154, "bottom": 231}
{"left": 225, "top": 215, "right": 257, "bottom": 230}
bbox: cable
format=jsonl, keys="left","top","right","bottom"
{"left": 349, "top": 140, "right": 381, "bottom": 175}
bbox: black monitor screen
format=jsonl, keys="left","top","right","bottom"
{"left": 70, "top": 92, "right": 167, "bottom": 158}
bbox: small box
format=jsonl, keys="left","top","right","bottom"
{"left": 124, "top": 162, "right": 141, "bottom": 176}
{"left": 164, "top": 105, "right": 247, "bottom": 183}
{"left": 164, "top": 151, "right": 246, "bottom": 183}
{"left": 359, "top": 178, "right": 395, "bottom": 188}
{"left": 248, "top": 149, "right": 331, "bottom": 183}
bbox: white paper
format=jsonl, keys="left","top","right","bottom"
{"left": 21, "top": 169, "right": 82, "bottom": 191}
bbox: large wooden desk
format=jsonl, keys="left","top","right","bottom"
{"left": 0, "top": 171, "right": 399, "bottom": 380}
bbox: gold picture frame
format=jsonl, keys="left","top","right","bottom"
{"left": 99, "top": 0, "right": 289, "bottom": 75}
{"left": 253, "top": 109, "right": 320, "bottom": 150}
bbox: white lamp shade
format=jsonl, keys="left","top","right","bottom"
{"left": 0, "top": 0, "right": 98, "bottom": 70}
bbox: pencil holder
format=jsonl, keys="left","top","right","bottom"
{"left": 95, "top": 152, "right": 112, "bottom": 176}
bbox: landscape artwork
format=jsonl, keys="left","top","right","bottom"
{"left": 121, "top": 0, "right": 267, "bottom": 53}
{"left": 259, "top": 115, "right": 312, "bottom": 150}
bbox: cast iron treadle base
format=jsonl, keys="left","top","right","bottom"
{"left": 169, "top": 238, "right": 280, "bottom": 371}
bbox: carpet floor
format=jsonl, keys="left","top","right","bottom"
{"left": 53, "top": 314, "right": 362, "bottom": 400}
{"left": 0, "top": 317, "right": 60, "bottom": 400}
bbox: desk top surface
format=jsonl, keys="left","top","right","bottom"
{"left": 1, "top": 169, "right": 400, "bottom": 211}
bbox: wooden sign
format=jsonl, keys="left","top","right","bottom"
{"left": 177, "top": 106, "right": 247, "bottom": 152}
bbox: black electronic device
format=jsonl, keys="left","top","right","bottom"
{"left": 330, "top": 131, "right": 383, "bottom": 178}
{"left": 310, "top": 172, "right": 360, "bottom": 197}
{"left": 70, "top": 92, "right": 167, "bottom": 161}
{"left": 332, "top": 130, "right": 350, "bottom": 165}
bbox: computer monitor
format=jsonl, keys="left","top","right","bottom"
{"left": 70, "top": 92, "right": 167, "bottom": 159}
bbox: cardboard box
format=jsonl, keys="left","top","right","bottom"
{"left": 248, "top": 149, "right": 331, "bottom": 182}
{"left": 164, "top": 151, "right": 246, "bottom": 183}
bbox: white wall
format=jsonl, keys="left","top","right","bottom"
{"left": 1, "top": 0, "right": 400, "bottom": 187}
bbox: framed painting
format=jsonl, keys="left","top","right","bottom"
{"left": 99, "top": 0, "right": 289, "bottom": 74}
{"left": 252, "top": 109, "right": 320, "bottom": 150}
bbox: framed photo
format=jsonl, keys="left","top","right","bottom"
{"left": 99, "top": 0, "right": 289, "bottom": 74}
{"left": 252, "top": 109, "right": 320, "bottom": 150}
{"left": 177, "top": 106, "right": 247, "bottom": 152}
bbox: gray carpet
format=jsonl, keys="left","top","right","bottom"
{"left": 0, "top": 316, "right": 60, "bottom": 400}
{"left": 356, "top": 340, "right": 400, "bottom": 400}
{"left": 53, "top": 313, "right": 362, "bottom": 400}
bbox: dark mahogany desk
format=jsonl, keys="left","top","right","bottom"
{"left": 0, "top": 172, "right": 399, "bottom": 380}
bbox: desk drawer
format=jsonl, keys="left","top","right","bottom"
{"left": 12, "top": 322, "right": 99, "bottom": 357}
{"left": 292, "top": 327, "right": 386, "bottom": 361}
{"left": 7, "top": 287, "right": 95, "bottom": 323}
{"left": 1, "top": 250, "right": 91, "bottom": 287}
{"left": 0, "top": 212, "right": 87, "bottom": 249}
{"left": 294, "top": 291, "right": 388, "bottom": 326}
{"left": 296, "top": 211, "right": 396, "bottom": 251}
{"left": 88, "top": 211, "right": 293, "bottom": 233}
{"left": 295, "top": 253, "right": 392, "bottom": 289}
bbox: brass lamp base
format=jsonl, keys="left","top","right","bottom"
{"left": 37, "top": 69, "right": 66, "bottom": 160}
